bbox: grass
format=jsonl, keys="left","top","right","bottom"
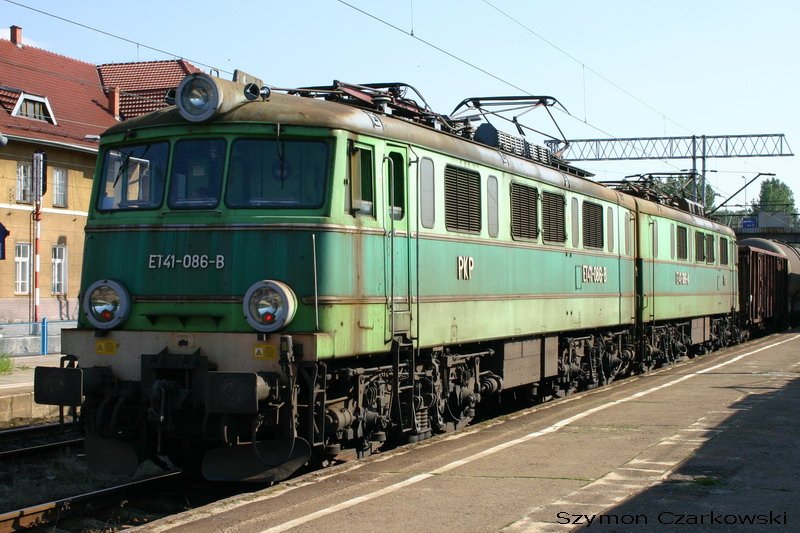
{"left": 0, "top": 354, "right": 12, "bottom": 374}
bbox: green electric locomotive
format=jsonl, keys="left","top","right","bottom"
{"left": 35, "top": 72, "right": 738, "bottom": 481}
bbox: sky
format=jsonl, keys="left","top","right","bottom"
{"left": 2, "top": 0, "right": 798, "bottom": 210}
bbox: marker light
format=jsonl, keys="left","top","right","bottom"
{"left": 243, "top": 280, "right": 297, "bottom": 333}
{"left": 83, "top": 279, "right": 131, "bottom": 330}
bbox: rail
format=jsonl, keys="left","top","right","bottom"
{"left": 0, "top": 471, "right": 184, "bottom": 532}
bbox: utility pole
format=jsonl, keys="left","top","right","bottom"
{"left": 31, "top": 151, "right": 46, "bottom": 331}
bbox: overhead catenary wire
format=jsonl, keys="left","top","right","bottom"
{"left": 1, "top": 0, "right": 230, "bottom": 75}
{"left": 332, "top": 0, "right": 684, "bottom": 170}
{"left": 479, "top": 0, "right": 695, "bottom": 135}
{"left": 2, "top": 0, "right": 764, "bottom": 206}
{"left": 3, "top": 0, "right": 683, "bottom": 165}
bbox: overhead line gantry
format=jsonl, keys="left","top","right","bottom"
{"left": 544, "top": 134, "right": 793, "bottom": 206}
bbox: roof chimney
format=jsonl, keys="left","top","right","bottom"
{"left": 10, "top": 26, "right": 22, "bottom": 47}
{"left": 108, "top": 86, "right": 120, "bottom": 120}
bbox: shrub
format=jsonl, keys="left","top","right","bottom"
{"left": 0, "top": 354, "right": 12, "bottom": 374}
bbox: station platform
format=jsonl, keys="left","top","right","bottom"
{"left": 0, "top": 354, "right": 63, "bottom": 424}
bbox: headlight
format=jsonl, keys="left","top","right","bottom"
{"left": 243, "top": 280, "right": 297, "bottom": 333}
{"left": 176, "top": 74, "right": 221, "bottom": 122}
{"left": 175, "top": 73, "right": 261, "bottom": 123}
{"left": 82, "top": 279, "right": 131, "bottom": 329}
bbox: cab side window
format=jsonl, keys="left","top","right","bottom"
{"left": 349, "top": 142, "right": 374, "bottom": 216}
{"left": 387, "top": 151, "right": 405, "bottom": 220}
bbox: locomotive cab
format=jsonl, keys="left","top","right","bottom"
{"left": 35, "top": 71, "right": 430, "bottom": 481}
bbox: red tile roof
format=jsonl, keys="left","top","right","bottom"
{"left": 98, "top": 60, "right": 200, "bottom": 119}
{"left": 0, "top": 38, "right": 117, "bottom": 149}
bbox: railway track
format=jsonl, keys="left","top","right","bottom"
{"left": 0, "top": 421, "right": 83, "bottom": 460}
{"left": 0, "top": 469, "right": 267, "bottom": 532}
{"left": 0, "top": 471, "right": 185, "bottom": 532}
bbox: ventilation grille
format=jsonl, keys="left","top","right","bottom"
{"left": 720, "top": 237, "right": 729, "bottom": 265}
{"left": 511, "top": 183, "right": 538, "bottom": 239}
{"left": 695, "top": 232, "right": 706, "bottom": 261}
{"left": 677, "top": 226, "right": 688, "bottom": 260}
{"left": 444, "top": 165, "right": 481, "bottom": 234}
{"left": 542, "top": 191, "right": 566, "bottom": 243}
{"left": 582, "top": 201, "right": 604, "bottom": 249}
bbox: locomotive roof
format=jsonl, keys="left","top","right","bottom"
{"left": 103, "top": 91, "right": 734, "bottom": 237}
{"left": 104, "top": 92, "right": 629, "bottom": 204}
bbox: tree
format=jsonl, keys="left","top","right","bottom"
{"left": 711, "top": 207, "right": 751, "bottom": 227}
{"left": 659, "top": 175, "right": 716, "bottom": 212}
{"left": 752, "top": 177, "right": 796, "bottom": 216}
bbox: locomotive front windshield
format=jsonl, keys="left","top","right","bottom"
{"left": 168, "top": 139, "right": 225, "bottom": 209}
{"left": 97, "top": 137, "right": 329, "bottom": 211}
{"left": 98, "top": 143, "right": 169, "bottom": 210}
{"left": 226, "top": 139, "right": 328, "bottom": 208}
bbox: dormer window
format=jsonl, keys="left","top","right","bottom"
{"left": 12, "top": 93, "right": 57, "bottom": 124}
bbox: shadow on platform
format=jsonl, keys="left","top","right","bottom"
{"left": 584, "top": 375, "right": 800, "bottom": 531}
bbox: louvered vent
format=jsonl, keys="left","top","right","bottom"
{"left": 720, "top": 237, "right": 729, "bottom": 265}
{"left": 542, "top": 191, "right": 566, "bottom": 243}
{"left": 444, "top": 165, "right": 481, "bottom": 234}
{"left": 511, "top": 183, "right": 538, "bottom": 239}
{"left": 695, "top": 232, "right": 706, "bottom": 262}
{"left": 582, "top": 201, "right": 604, "bottom": 249}
{"left": 677, "top": 226, "right": 688, "bottom": 260}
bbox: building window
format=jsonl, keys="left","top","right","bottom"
{"left": 444, "top": 165, "right": 481, "bottom": 234}
{"left": 677, "top": 226, "right": 688, "bottom": 260}
{"left": 52, "top": 245, "right": 67, "bottom": 294}
{"left": 53, "top": 167, "right": 68, "bottom": 207}
{"left": 16, "top": 162, "right": 32, "bottom": 203}
{"left": 13, "top": 93, "right": 57, "bottom": 124}
{"left": 582, "top": 201, "right": 604, "bottom": 249}
{"left": 510, "top": 182, "right": 538, "bottom": 240}
{"left": 15, "top": 243, "right": 31, "bottom": 294}
{"left": 542, "top": 191, "right": 566, "bottom": 243}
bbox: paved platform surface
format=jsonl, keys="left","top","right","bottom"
{"left": 132, "top": 331, "right": 800, "bottom": 533}
{"left": 0, "top": 354, "right": 63, "bottom": 423}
